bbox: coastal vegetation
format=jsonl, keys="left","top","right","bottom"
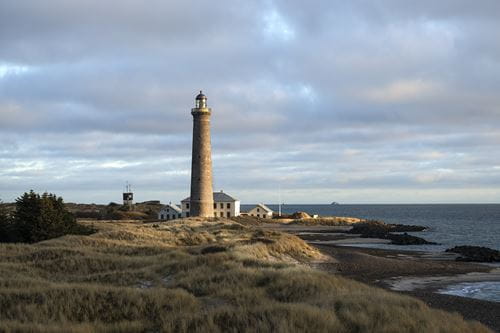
{"left": 0, "top": 218, "right": 490, "bottom": 332}
{"left": 231, "top": 214, "right": 363, "bottom": 226}
{"left": 0, "top": 191, "right": 94, "bottom": 243}
{"left": 289, "top": 216, "right": 363, "bottom": 226}
{"left": 0, "top": 201, "right": 163, "bottom": 221}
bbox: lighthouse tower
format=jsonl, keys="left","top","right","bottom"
{"left": 189, "top": 91, "right": 214, "bottom": 217}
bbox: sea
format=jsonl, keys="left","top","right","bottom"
{"left": 241, "top": 204, "right": 500, "bottom": 302}
{"left": 241, "top": 204, "right": 500, "bottom": 252}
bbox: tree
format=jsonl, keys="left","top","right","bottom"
{"left": 12, "top": 190, "right": 87, "bottom": 243}
{"left": 0, "top": 201, "right": 13, "bottom": 242}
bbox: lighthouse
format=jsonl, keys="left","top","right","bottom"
{"left": 189, "top": 91, "right": 214, "bottom": 217}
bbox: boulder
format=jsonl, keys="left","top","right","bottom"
{"left": 445, "top": 246, "right": 500, "bottom": 262}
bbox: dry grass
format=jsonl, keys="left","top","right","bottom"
{"left": 288, "top": 216, "right": 364, "bottom": 226}
{"left": 232, "top": 215, "right": 364, "bottom": 226}
{"left": 0, "top": 218, "right": 491, "bottom": 332}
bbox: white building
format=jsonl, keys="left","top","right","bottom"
{"left": 158, "top": 203, "right": 182, "bottom": 220}
{"left": 181, "top": 191, "right": 240, "bottom": 218}
{"left": 248, "top": 203, "right": 273, "bottom": 219}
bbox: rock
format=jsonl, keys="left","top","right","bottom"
{"left": 445, "top": 246, "right": 500, "bottom": 262}
{"left": 389, "top": 224, "right": 427, "bottom": 232}
{"left": 359, "top": 232, "right": 436, "bottom": 245}
{"left": 386, "top": 233, "right": 437, "bottom": 245}
{"left": 349, "top": 221, "right": 427, "bottom": 235}
{"left": 291, "top": 211, "right": 311, "bottom": 219}
{"left": 350, "top": 221, "right": 435, "bottom": 246}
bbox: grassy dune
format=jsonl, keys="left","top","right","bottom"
{"left": 232, "top": 215, "right": 363, "bottom": 226}
{"left": 0, "top": 218, "right": 491, "bottom": 332}
{"left": 287, "top": 216, "right": 364, "bottom": 226}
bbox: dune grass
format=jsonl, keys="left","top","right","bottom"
{"left": 232, "top": 215, "right": 363, "bottom": 226}
{"left": 288, "top": 216, "right": 364, "bottom": 226}
{"left": 0, "top": 218, "right": 491, "bottom": 332}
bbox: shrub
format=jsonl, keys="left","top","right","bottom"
{"left": 201, "top": 245, "right": 228, "bottom": 254}
{"left": 5, "top": 191, "right": 94, "bottom": 243}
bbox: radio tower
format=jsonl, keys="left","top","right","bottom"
{"left": 123, "top": 181, "right": 134, "bottom": 209}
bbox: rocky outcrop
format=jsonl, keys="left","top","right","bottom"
{"left": 350, "top": 221, "right": 435, "bottom": 245}
{"left": 349, "top": 221, "right": 427, "bottom": 235}
{"left": 445, "top": 246, "right": 500, "bottom": 262}
{"left": 291, "top": 211, "right": 312, "bottom": 219}
{"left": 384, "top": 233, "right": 436, "bottom": 245}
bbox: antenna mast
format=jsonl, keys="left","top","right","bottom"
{"left": 278, "top": 184, "right": 282, "bottom": 217}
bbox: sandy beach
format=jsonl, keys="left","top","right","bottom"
{"left": 262, "top": 223, "right": 500, "bottom": 332}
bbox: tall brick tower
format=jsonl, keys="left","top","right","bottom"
{"left": 189, "top": 91, "right": 214, "bottom": 217}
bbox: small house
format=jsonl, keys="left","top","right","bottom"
{"left": 158, "top": 203, "right": 182, "bottom": 220}
{"left": 248, "top": 203, "right": 273, "bottom": 219}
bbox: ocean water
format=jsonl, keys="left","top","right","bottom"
{"left": 241, "top": 204, "right": 500, "bottom": 303}
{"left": 438, "top": 281, "right": 500, "bottom": 302}
{"left": 242, "top": 204, "right": 500, "bottom": 251}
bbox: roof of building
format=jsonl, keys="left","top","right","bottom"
{"left": 181, "top": 191, "right": 238, "bottom": 203}
{"left": 159, "top": 204, "right": 182, "bottom": 213}
{"left": 251, "top": 203, "right": 273, "bottom": 213}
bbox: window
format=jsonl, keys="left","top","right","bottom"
{"left": 167, "top": 208, "right": 169, "bottom": 212}
{"left": 227, "top": 212, "right": 230, "bottom": 218}
{"left": 186, "top": 203, "right": 190, "bottom": 209}
{"left": 160, "top": 214, "right": 164, "bottom": 220}
{"left": 172, "top": 215, "right": 176, "bottom": 220}
{"left": 257, "top": 208, "right": 260, "bottom": 212}
{"left": 257, "top": 214, "right": 260, "bottom": 218}
{"left": 262, "top": 215, "right": 266, "bottom": 219}
{"left": 214, "top": 203, "right": 217, "bottom": 209}
{"left": 167, "top": 214, "right": 170, "bottom": 220}
{"left": 214, "top": 212, "right": 217, "bottom": 217}
{"left": 227, "top": 203, "right": 230, "bottom": 209}
{"left": 220, "top": 203, "right": 223, "bottom": 209}
{"left": 220, "top": 212, "right": 223, "bottom": 217}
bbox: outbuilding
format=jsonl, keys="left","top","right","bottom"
{"left": 248, "top": 203, "right": 273, "bottom": 219}
{"left": 158, "top": 203, "right": 182, "bottom": 220}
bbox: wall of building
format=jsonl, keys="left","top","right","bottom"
{"left": 158, "top": 206, "right": 182, "bottom": 220}
{"left": 182, "top": 200, "right": 240, "bottom": 218}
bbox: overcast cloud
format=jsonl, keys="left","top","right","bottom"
{"left": 1, "top": 0, "right": 500, "bottom": 204}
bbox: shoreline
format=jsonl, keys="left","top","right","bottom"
{"left": 260, "top": 222, "right": 500, "bottom": 331}
{"left": 314, "top": 243, "right": 500, "bottom": 332}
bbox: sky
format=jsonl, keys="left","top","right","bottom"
{"left": 1, "top": 0, "right": 500, "bottom": 204}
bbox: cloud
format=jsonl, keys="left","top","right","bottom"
{"left": 0, "top": 0, "right": 499, "bottom": 203}
{"left": 362, "top": 79, "right": 443, "bottom": 103}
